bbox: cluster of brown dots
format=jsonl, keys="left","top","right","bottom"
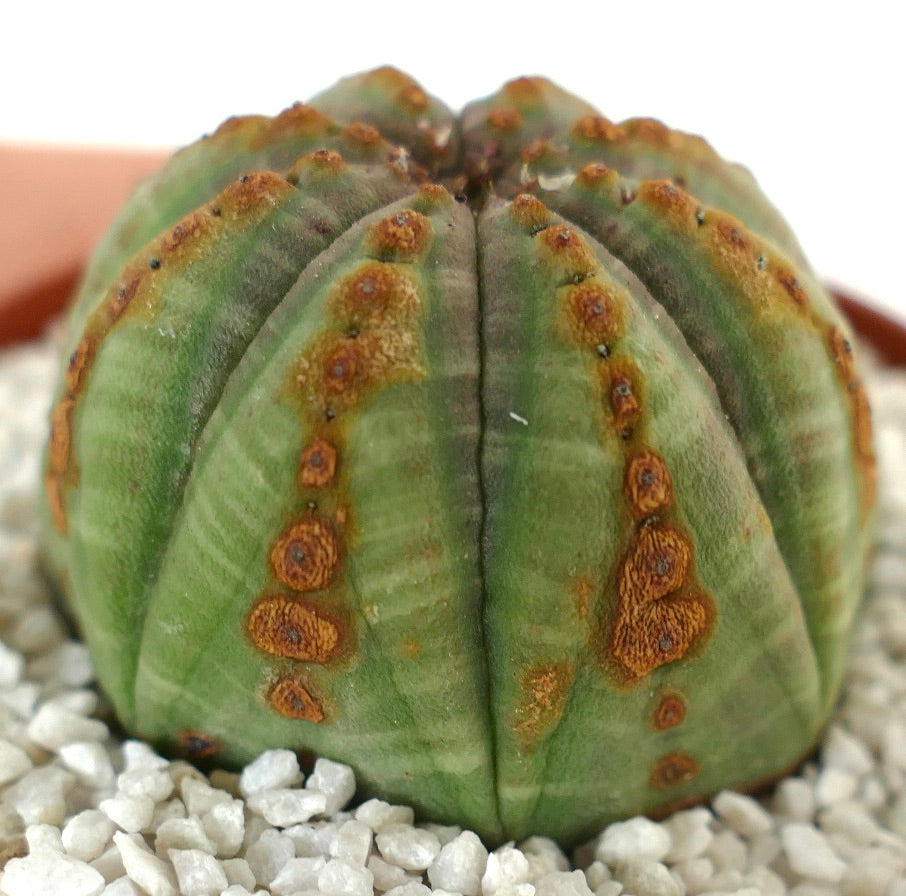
{"left": 512, "top": 193, "right": 711, "bottom": 792}
{"left": 244, "top": 199, "right": 438, "bottom": 724}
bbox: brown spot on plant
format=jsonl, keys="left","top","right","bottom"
{"left": 268, "top": 676, "right": 326, "bottom": 722}
{"left": 651, "top": 752, "right": 701, "bottom": 789}
{"left": 270, "top": 517, "right": 340, "bottom": 592}
{"left": 246, "top": 594, "right": 342, "bottom": 662}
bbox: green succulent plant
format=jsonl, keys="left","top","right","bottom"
{"left": 40, "top": 67, "right": 876, "bottom": 846}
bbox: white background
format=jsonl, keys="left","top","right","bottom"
{"left": 4, "top": 0, "right": 904, "bottom": 325}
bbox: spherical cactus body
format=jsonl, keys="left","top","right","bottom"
{"left": 40, "top": 67, "right": 876, "bottom": 846}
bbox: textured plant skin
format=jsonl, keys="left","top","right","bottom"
{"left": 40, "top": 67, "right": 875, "bottom": 846}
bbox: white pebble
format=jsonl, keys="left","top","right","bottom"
{"left": 306, "top": 757, "right": 356, "bottom": 815}
{"left": 748, "top": 830, "right": 782, "bottom": 868}
{"left": 0, "top": 738, "right": 32, "bottom": 785}
{"left": 153, "top": 816, "right": 215, "bottom": 856}
{"left": 47, "top": 641, "right": 95, "bottom": 687}
{"left": 369, "top": 854, "right": 415, "bottom": 891}
{"left": 116, "top": 766, "right": 174, "bottom": 804}
{"left": 773, "top": 777, "right": 816, "bottom": 821}
{"left": 330, "top": 818, "right": 373, "bottom": 866}
{"left": 284, "top": 819, "right": 339, "bottom": 857}
{"left": 822, "top": 724, "right": 875, "bottom": 776}
{"left": 245, "top": 829, "right": 295, "bottom": 887}
{"left": 238, "top": 749, "right": 301, "bottom": 797}
{"left": 482, "top": 844, "right": 531, "bottom": 894}
{"left": 781, "top": 822, "right": 847, "bottom": 883}
{"left": 712, "top": 791, "right": 774, "bottom": 837}
{"left": 376, "top": 823, "right": 442, "bottom": 871}
{"left": 744, "top": 865, "right": 788, "bottom": 896}
{"left": 101, "top": 876, "right": 144, "bottom": 895}
{"left": 596, "top": 816, "right": 671, "bottom": 864}
{"left": 613, "top": 858, "right": 680, "bottom": 896}
{"left": 202, "top": 798, "right": 245, "bottom": 857}
{"left": 180, "top": 777, "right": 232, "bottom": 816}
{"left": 355, "top": 797, "right": 415, "bottom": 830}
{"left": 5, "top": 765, "right": 73, "bottom": 825}
{"left": 99, "top": 795, "right": 155, "bottom": 833}
{"left": 120, "top": 740, "right": 169, "bottom": 772}
{"left": 62, "top": 810, "right": 115, "bottom": 862}
{"left": 706, "top": 828, "right": 748, "bottom": 871}
{"left": 840, "top": 848, "right": 906, "bottom": 896}
{"left": 535, "top": 870, "right": 594, "bottom": 896}
{"left": 814, "top": 767, "right": 858, "bottom": 807}
{"left": 672, "top": 855, "right": 714, "bottom": 891}
{"left": 384, "top": 883, "right": 432, "bottom": 896}
{"left": 58, "top": 741, "right": 116, "bottom": 790}
{"left": 520, "top": 836, "right": 569, "bottom": 874}
{"left": 317, "top": 857, "right": 375, "bottom": 896}
{"left": 1, "top": 846, "right": 106, "bottom": 896}
{"left": 882, "top": 719, "right": 906, "bottom": 770}
{"left": 45, "top": 689, "right": 98, "bottom": 717}
{"left": 662, "top": 807, "right": 714, "bottom": 862}
{"left": 221, "top": 857, "right": 257, "bottom": 890}
{"left": 247, "top": 787, "right": 327, "bottom": 827}
{"left": 590, "top": 883, "right": 622, "bottom": 896}
{"left": 89, "top": 843, "right": 127, "bottom": 883}
{"left": 27, "top": 702, "right": 108, "bottom": 751}
{"left": 427, "top": 829, "right": 488, "bottom": 895}
{"left": 269, "top": 855, "right": 326, "bottom": 895}
{"left": 26, "top": 823, "right": 65, "bottom": 852}
{"left": 0, "top": 640, "right": 24, "bottom": 686}
{"left": 1, "top": 681, "right": 40, "bottom": 718}
{"left": 168, "top": 847, "right": 229, "bottom": 896}
{"left": 149, "top": 799, "right": 187, "bottom": 830}
{"left": 113, "top": 832, "right": 178, "bottom": 896}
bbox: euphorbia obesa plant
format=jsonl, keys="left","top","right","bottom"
{"left": 40, "top": 67, "right": 875, "bottom": 846}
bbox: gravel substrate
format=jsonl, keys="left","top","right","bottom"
{"left": 1, "top": 331, "right": 905, "bottom": 896}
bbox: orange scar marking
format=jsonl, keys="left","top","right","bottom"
{"left": 487, "top": 106, "right": 523, "bottom": 132}
{"left": 625, "top": 450, "right": 673, "bottom": 517}
{"left": 606, "top": 363, "right": 642, "bottom": 438}
{"left": 399, "top": 83, "right": 429, "bottom": 111}
{"left": 247, "top": 595, "right": 342, "bottom": 662}
{"left": 331, "top": 262, "right": 421, "bottom": 327}
{"left": 564, "top": 281, "right": 625, "bottom": 346}
{"left": 512, "top": 663, "right": 575, "bottom": 746}
{"left": 611, "top": 523, "right": 709, "bottom": 680}
{"left": 652, "top": 692, "right": 687, "bottom": 731}
{"left": 298, "top": 438, "right": 338, "bottom": 488}
{"left": 576, "top": 163, "right": 620, "bottom": 191}
{"left": 775, "top": 268, "right": 808, "bottom": 309}
{"left": 177, "top": 730, "right": 221, "bottom": 760}
{"left": 367, "top": 209, "right": 431, "bottom": 259}
{"left": 342, "top": 121, "right": 383, "bottom": 147}
{"left": 572, "top": 115, "right": 627, "bottom": 144}
{"left": 651, "top": 752, "right": 700, "bottom": 789}
{"left": 414, "top": 183, "right": 452, "bottom": 207}
{"left": 538, "top": 225, "right": 598, "bottom": 284}
{"left": 252, "top": 103, "right": 333, "bottom": 148}
{"left": 323, "top": 344, "right": 359, "bottom": 395}
{"left": 637, "top": 179, "right": 699, "bottom": 233}
{"left": 510, "top": 193, "right": 551, "bottom": 232}
{"left": 268, "top": 676, "right": 326, "bottom": 722}
{"left": 220, "top": 171, "right": 295, "bottom": 218}
{"left": 270, "top": 517, "right": 340, "bottom": 592}
{"left": 828, "top": 326, "right": 857, "bottom": 380}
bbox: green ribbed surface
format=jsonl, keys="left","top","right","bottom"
{"left": 40, "top": 67, "right": 874, "bottom": 846}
